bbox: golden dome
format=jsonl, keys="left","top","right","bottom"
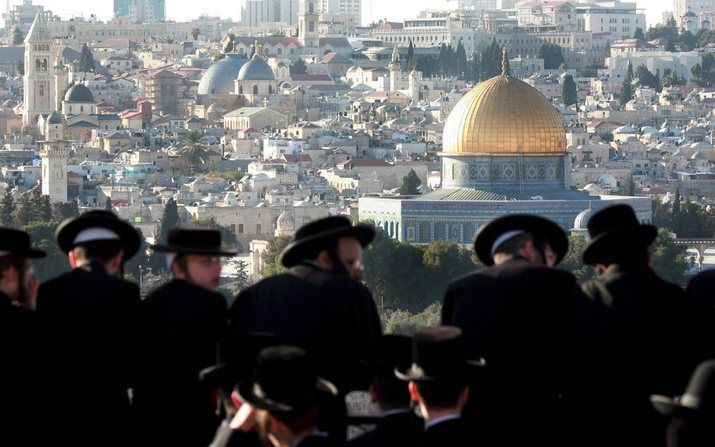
{"left": 442, "top": 75, "right": 567, "bottom": 156}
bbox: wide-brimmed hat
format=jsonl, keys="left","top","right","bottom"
{"left": 200, "top": 333, "right": 279, "bottom": 392}
{"left": 237, "top": 345, "right": 338, "bottom": 412}
{"left": 651, "top": 360, "right": 715, "bottom": 420}
{"left": 474, "top": 214, "right": 568, "bottom": 266}
{"left": 280, "top": 216, "right": 375, "bottom": 268}
{"left": 582, "top": 204, "right": 657, "bottom": 266}
{"left": 395, "top": 326, "right": 485, "bottom": 382}
{"left": 55, "top": 210, "right": 142, "bottom": 260}
{"left": 0, "top": 227, "right": 46, "bottom": 258}
{"left": 151, "top": 228, "right": 237, "bottom": 257}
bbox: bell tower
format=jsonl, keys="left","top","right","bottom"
{"left": 40, "top": 144, "right": 69, "bottom": 204}
{"left": 299, "top": 0, "right": 319, "bottom": 49}
{"left": 22, "top": 13, "right": 55, "bottom": 127}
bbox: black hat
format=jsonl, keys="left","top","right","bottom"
{"left": 651, "top": 360, "right": 715, "bottom": 420}
{"left": 582, "top": 204, "right": 657, "bottom": 266}
{"left": 151, "top": 228, "right": 237, "bottom": 257}
{"left": 395, "top": 326, "right": 485, "bottom": 382}
{"left": 237, "top": 345, "right": 338, "bottom": 412}
{"left": 199, "top": 332, "right": 279, "bottom": 392}
{"left": 280, "top": 216, "right": 375, "bottom": 268}
{"left": 474, "top": 214, "right": 568, "bottom": 266}
{"left": 0, "top": 227, "right": 46, "bottom": 258}
{"left": 55, "top": 210, "right": 142, "bottom": 260}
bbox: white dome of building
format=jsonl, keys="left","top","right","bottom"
{"left": 573, "top": 208, "right": 592, "bottom": 231}
{"left": 275, "top": 209, "right": 295, "bottom": 237}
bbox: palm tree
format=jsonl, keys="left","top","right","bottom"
{"left": 180, "top": 130, "right": 209, "bottom": 170}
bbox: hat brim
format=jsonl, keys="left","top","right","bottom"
{"left": 394, "top": 358, "right": 486, "bottom": 382}
{"left": 0, "top": 246, "right": 47, "bottom": 259}
{"left": 280, "top": 225, "right": 375, "bottom": 268}
{"left": 474, "top": 215, "right": 568, "bottom": 266}
{"left": 237, "top": 377, "right": 338, "bottom": 412}
{"left": 151, "top": 244, "right": 237, "bottom": 257}
{"left": 56, "top": 214, "right": 141, "bottom": 259}
{"left": 199, "top": 362, "right": 248, "bottom": 391}
{"left": 582, "top": 224, "right": 658, "bottom": 266}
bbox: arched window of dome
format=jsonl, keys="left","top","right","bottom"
{"left": 253, "top": 85, "right": 259, "bottom": 94}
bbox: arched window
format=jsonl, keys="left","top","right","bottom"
{"left": 80, "top": 105, "right": 84, "bottom": 112}
{"left": 277, "top": 48, "right": 283, "bottom": 55}
{"left": 268, "top": 85, "right": 274, "bottom": 94}
{"left": 309, "top": 2, "right": 314, "bottom": 13}
{"left": 253, "top": 85, "right": 259, "bottom": 94}
{"left": 309, "top": 22, "right": 315, "bottom": 32}
{"left": 39, "top": 84, "right": 44, "bottom": 97}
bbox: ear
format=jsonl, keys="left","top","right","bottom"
{"left": 368, "top": 383, "right": 378, "bottom": 403}
{"left": 459, "top": 386, "right": 470, "bottom": 406}
{"left": 68, "top": 249, "right": 79, "bottom": 268}
{"left": 408, "top": 381, "right": 420, "bottom": 404}
{"left": 231, "top": 390, "right": 241, "bottom": 409}
{"left": 315, "top": 249, "right": 333, "bottom": 270}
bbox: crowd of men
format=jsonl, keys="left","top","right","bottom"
{"left": 1, "top": 204, "right": 714, "bottom": 447}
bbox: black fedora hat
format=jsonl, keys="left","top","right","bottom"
{"left": 237, "top": 345, "right": 338, "bottom": 412}
{"left": 151, "top": 228, "right": 237, "bottom": 256}
{"left": 55, "top": 210, "right": 142, "bottom": 260}
{"left": 0, "top": 227, "right": 46, "bottom": 258}
{"left": 200, "top": 332, "right": 279, "bottom": 392}
{"left": 651, "top": 360, "right": 715, "bottom": 420}
{"left": 474, "top": 214, "right": 568, "bottom": 266}
{"left": 395, "top": 326, "right": 485, "bottom": 382}
{"left": 280, "top": 216, "right": 375, "bottom": 268}
{"left": 582, "top": 204, "right": 657, "bottom": 266}
{"left": 356, "top": 335, "right": 413, "bottom": 386}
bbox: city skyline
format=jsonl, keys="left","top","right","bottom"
{"left": 6, "top": 0, "right": 673, "bottom": 27}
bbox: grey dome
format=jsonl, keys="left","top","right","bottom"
{"left": 237, "top": 56, "right": 275, "bottom": 81}
{"left": 197, "top": 54, "right": 247, "bottom": 96}
{"left": 64, "top": 84, "right": 94, "bottom": 103}
{"left": 47, "top": 110, "right": 62, "bottom": 124}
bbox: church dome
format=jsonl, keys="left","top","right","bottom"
{"left": 197, "top": 54, "right": 247, "bottom": 96}
{"left": 441, "top": 74, "right": 566, "bottom": 156}
{"left": 64, "top": 84, "right": 94, "bottom": 103}
{"left": 47, "top": 110, "right": 62, "bottom": 124}
{"left": 237, "top": 55, "right": 275, "bottom": 81}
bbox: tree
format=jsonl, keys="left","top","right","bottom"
{"left": 180, "top": 130, "right": 209, "bottom": 170}
{"left": 633, "top": 27, "right": 645, "bottom": 41}
{"left": 677, "top": 30, "right": 697, "bottom": 51}
{"left": 562, "top": 74, "right": 577, "bottom": 106}
{"left": 12, "top": 26, "right": 23, "bottom": 45}
{"left": 651, "top": 228, "right": 693, "bottom": 286}
{"left": 78, "top": 44, "right": 95, "bottom": 72}
{"left": 191, "top": 27, "right": 200, "bottom": 40}
{"left": 290, "top": 58, "right": 307, "bottom": 75}
{"left": 538, "top": 42, "right": 565, "bottom": 69}
{"left": 559, "top": 235, "right": 595, "bottom": 282}
{"left": 692, "top": 53, "right": 715, "bottom": 87}
{"left": 13, "top": 193, "right": 34, "bottom": 227}
{"left": 261, "top": 236, "right": 292, "bottom": 278}
{"left": 51, "top": 201, "right": 79, "bottom": 223}
{"left": 24, "top": 221, "right": 70, "bottom": 281}
{"left": 400, "top": 169, "right": 421, "bottom": 195}
{"left": 620, "top": 62, "right": 633, "bottom": 105}
{"left": 149, "top": 198, "right": 180, "bottom": 272}
{"left": 0, "top": 192, "right": 14, "bottom": 226}
{"left": 455, "top": 39, "right": 468, "bottom": 78}
{"left": 406, "top": 39, "right": 415, "bottom": 71}
{"left": 382, "top": 303, "right": 442, "bottom": 335}
{"left": 636, "top": 64, "right": 660, "bottom": 89}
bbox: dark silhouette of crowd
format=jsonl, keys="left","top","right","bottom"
{"left": 1, "top": 204, "right": 714, "bottom": 447}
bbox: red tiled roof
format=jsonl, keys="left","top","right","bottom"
{"left": 377, "top": 22, "right": 403, "bottom": 30}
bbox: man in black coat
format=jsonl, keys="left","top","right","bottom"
{"left": 200, "top": 332, "right": 279, "bottom": 447}
{"left": 0, "top": 228, "right": 45, "bottom": 445}
{"left": 234, "top": 345, "right": 339, "bottom": 447}
{"left": 36, "top": 210, "right": 142, "bottom": 446}
{"left": 134, "top": 228, "right": 234, "bottom": 447}
{"left": 567, "top": 204, "right": 692, "bottom": 447}
{"left": 229, "top": 216, "right": 382, "bottom": 441}
{"left": 395, "top": 326, "right": 483, "bottom": 447}
{"left": 344, "top": 335, "right": 422, "bottom": 447}
{"left": 441, "top": 214, "right": 578, "bottom": 446}
{"left": 686, "top": 270, "right": 715, "bottom": 362}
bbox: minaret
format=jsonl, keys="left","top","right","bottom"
{"left": 40, "top": 144, "right": 69, "bottom": 204}
{"left": 22, "top": 13, "right": 55, "bottom": 127}
{"left": 298, "top": 0, "right": 319, "bottom": 49}
{"left": 409, "top": 69, "right": 420, "bottom": 104}
{"left": 389, "top": 45, "right": 403, "bottom": 91}
{"left": 54, "top": 62, "right": 69, "bottom": 112}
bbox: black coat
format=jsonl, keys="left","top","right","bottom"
{"left": 296, "top": 434, "right": 337, "bottom": 447}
{"left": 229, "top": 263, "right": 382, "bottom": 392}
{"left": 343, "top": 411, "right": 423, "bottom": 447}
{"left": 0, "top": 292, "right": 44, "bottom": 445}
{"left": 36, "top": 262, "right": 141, "bottom": 446}
{"left": 413, "top": 418, "right": 466, "bottom": 447}
{"left": 134, "top": 279, "right": 228, "bottom": 447}
{"left": 441, "top": 258, "right": 579, "bottom": 446}
{"left": 687, "top": 269, "right": 715, "bottom": 362}
{"left": 566, "top": 264, "right": 692, "bottom": 447}
{"left": 208, "top": 420, "right": 261, "bottom": 447}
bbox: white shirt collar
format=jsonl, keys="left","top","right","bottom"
{"left": 424, "top": 413, "right": 461, "bottom": 431}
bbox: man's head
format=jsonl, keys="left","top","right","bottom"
{"left": 315, "top": 235, "right": 364, "bottom": 280}
{"left": 69, "top": 240, "right": 125, "bottom": 277}
{"left": 0, "top": 254, "right": 29, "bottom": 303}
{"left": 170, "top": 253, "right": 222, "bottom": 290}
{"left": 254, "top": 408, "right": 321, "bottom": 447}
{"left": 369, "top": 335, "right": 413, "bottom": 412}
{"left": 0, "top": 227, "right": 46, "bottom": 307}
{"left": 474, "top": 215, "right": 568, "bottom": 268}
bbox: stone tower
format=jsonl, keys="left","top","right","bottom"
{"left": 23, "top": 13, "right": 55, "bottom": 127}
{"left": 54, "top": 62, "right": 70, "bottom": 112}
{"left": 40, "top": 144, "right": 69, "bottom": 204}
{"left": 409, "top": 69, "right": 421, "bottom": 104}
{"left": 389, "top": 45, "right": 403, "bottom": 92}
{"left": 298, "top": 0, "right": 319, "bottom": 49}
